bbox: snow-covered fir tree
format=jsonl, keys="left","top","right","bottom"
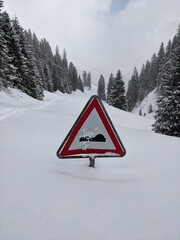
{"left": 149, "top": 53, "right": 158, "bottom": 92}
{"left": 43, "top": 64, "right": 53, "bottom": 92}
{"left": 126, "top": 67, "right": 139, "bottom": 111}
{"left": 61, "top": 49, "right": 71, "bottom": 93}
{"left": 39, "top": 38, "right": 54, "bottom": 91}
{"left": 148, "top": 104, "right": 153, "bottom": 113}
{"left": 0, "top": 3, "right": 8, "bottom": 89}
{"left": 82, "top": 70, "right": 91, "bottom": 90}
{"left": 82, "top": 70, "right": 87, "bottom": 87}
{"left": 138, "top": 60, "right": 152, "bottom": 102}
{"left": 11, "top": 17, "right": 30, "bottom": 93}
{"left": 69, "top": 62, "right": 78, "bottom": 91}
{"left": 106, "top": 73, "right": 115, "bottom": 104}
{"left": 0, "top": 2, "right": 81, "bottom": 98}
{"left": 0, "top": 11, "right": 17, "bottom": 88}
{"left": 12, "top": 17, "right": 43, "bottom": 100}
{"left": 0, "top": 12, "right": 4, "bottom": 89}
{"left": 23, "top": 30, "right": 44, "bottom": 99}
{"left": 52, "top": 46, "right": 64, "bottom": 92}
{"left": 108, "top": 69, "right": 127, "bottom": 110}
{"left": 87, "top": 71, "right": 91, "bottom": 90}
{"left": 126, "top": 42, "right": 166, "bottom": 110}
{"left": 165, "top": 40, "right": 172, "bottom": 59}
{"left": 153, "top": 25, "right": 180, "bottom": 137}
{"left": 31, "top": 32, "right": 46, "bottom": 88}
{"left": 97, "top": 74, "right": 106, "bottom": 101}
{"left": 77, "top": 75, "right": 84, "bottom": 92}
{"left": 156, "top": 42, "right": 165, "bottom": 89}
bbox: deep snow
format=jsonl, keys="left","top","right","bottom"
{"left": 0, "top": 87, "right": 180, "bottom": 240}
{"left": 132, "top": 89, "right": 157, "bottom": 119}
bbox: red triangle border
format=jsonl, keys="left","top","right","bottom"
{"left": 57, "top": 95, "right": 126, "bottom": 158}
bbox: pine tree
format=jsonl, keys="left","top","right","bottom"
{"left": 69, "top": 62, "right": 78, "bottom": 91}
{"left": 137, "top": 64, "right": 146, "bottom": 102}
{"left": 149, "top": 53, "right": 158, "bottom": 92}
{"left": 107, "top": 73, "right": 115, "bottom": 104}
{"left": 0, "top": 5, "right": 17, "bottom": 89}
{"left": 97, "top": 74, "right": 106, "bottom": 101}
{"left": 77, "top": 75, "right": 84, "bottom": 92}
{"left": 0, "top": 34, "right": 4, "bottom": 88}
{"left": 144, "top": 60, "right": 151, "bottom": 93}
{"left": 171, "top": 35, "right": 177, "bottom": 51}
{"left": 61, "top": 49, "right": 71, "bottom": 93}
{"left": 156, "top": 42, "right": 165, "bottom": 88}
{"left": 43, "top": 63, "right": 53, "bottom": 92}
{"left": 87, "top": 71, "right": 91, "bottom": 90}
{"left": 52, "top": 46, "right": 64, "bottom": 92}
{"left": 153, "top": 25, "right": 180, "bottom": 137}
{"left": 108, "top": 69, "right": 127, "bottom": 110}
{"left": 23, "top": 30, "right": 44, "bottom": 99}
{"left": 82, "top": 70, "right": 87, "bottom": 87}
{"left": 136, "top": 43, "right": 165, "bottom": 104}
{"left": 10, "top": 17, "right": 44, "bottom": 99}
{"left": 32, "top": 32, "right": 45, "bottom": 85}
{"left": 126, "top": 67, "right": 138, "bottom": 111}
{"left": 11, "top": 17, "right": 29, "bottom": 92}
{"left": 0, "top": 2, "right": 79, "bottom": 97}
{"left": 137, "top": 60, "right": 152, "bottom": 102}
{"left": 0, "top": 7, "right": 9, "bottom": 89}
{"left": 39, "top": 38, "right": 54, "bottom": 91}
{"left": 148, "top": 104, "right": 153, "bottom": 113}
{"left": 165, "top": 40, "right": 172, "bottom": 59}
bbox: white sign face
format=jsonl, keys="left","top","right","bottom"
{"left": 69, "top": 108, "right": 115, "bottom": 150}
{"left": 57, "top": 95, "right": 126, "bottom": 159}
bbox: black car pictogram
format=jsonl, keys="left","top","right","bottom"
{"left": 79, "top": 134, "right": 106, "bottom": 142}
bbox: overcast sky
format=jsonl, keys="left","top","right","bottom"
{"left": 4, "top": 0, "right": 180, "bottom": 85}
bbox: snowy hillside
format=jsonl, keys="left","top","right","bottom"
{"left": 133, "top": 89, "right": 157, "bottom": 120}
{"left": 1, "top": 87, "right": 180, "bottom": 240}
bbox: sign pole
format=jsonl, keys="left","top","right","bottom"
{"left": 89, "top": 157, "right": 95, "bottom": 168}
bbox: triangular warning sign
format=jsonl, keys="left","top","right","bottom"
{"left": 56, "top": 95, "right": 126, "bottom": 159}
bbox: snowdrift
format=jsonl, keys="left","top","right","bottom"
{"left": 0, "top": 87, "right": 180, "bottom": 240}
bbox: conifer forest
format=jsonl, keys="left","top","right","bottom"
{"left": 0, "top": 0, "right": 179, "bottom": 137}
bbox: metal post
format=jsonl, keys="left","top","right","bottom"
{"left": 89, "top": 157, "right": 95, "bottom": 168}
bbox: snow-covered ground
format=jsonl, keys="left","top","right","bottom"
{"left": 1, "top": 87, "right": 180, "bottom": 240}
{"left": 133, "top": 90, "right": 157, "bottom": 119}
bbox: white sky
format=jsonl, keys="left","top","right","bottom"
{"left": 4, "top": 0, "right": 180, "bottom": 85}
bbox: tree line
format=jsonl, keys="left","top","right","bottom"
{"left": 96, "top": 25, "right": 180, "bottom": 137}
{"left": 97, "top": 70, "right": 127, "bottom": 111}
{"left": 0, "top": 1, "right": 179, "bottom": 137}
{"left": 126, "top": 25, "right": 180, "bottom": 137}
{"left": 0, "top": 1, "right": 92, "bottom": 99}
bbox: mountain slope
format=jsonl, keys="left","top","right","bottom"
{"left": 0, "top": 87, "right": 180, "bottom": 240}
{"left": 132, "top": 89, "right": 157, "bottom": 119}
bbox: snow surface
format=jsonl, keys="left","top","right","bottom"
{"left": 0, "top": 87, "right": 180, "bottom": 240}
{"left": 133, "top": 90, "right": 158, "bottom": 120}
